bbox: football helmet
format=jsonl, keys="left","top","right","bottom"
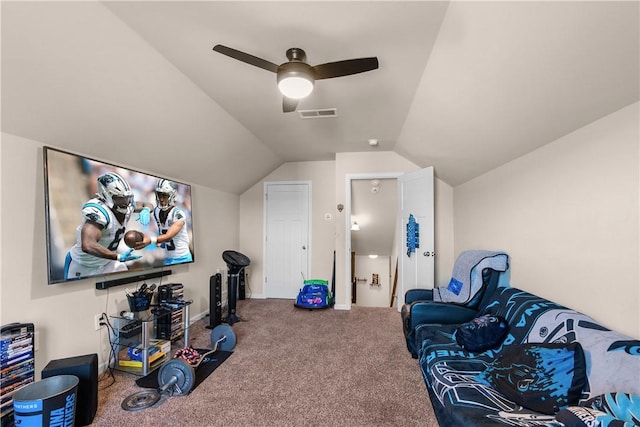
{"left": 155, "top": 179, "right": 178, "bottom": 211}
{"left": 97, "top": 172, "right": 133, "bottom": 214}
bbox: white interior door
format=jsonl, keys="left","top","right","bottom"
{"left": 397, "top": 167, "right": 434, "bottom": 310}
{"left": 264, "top": 182, "right": 310, "bottom": 299}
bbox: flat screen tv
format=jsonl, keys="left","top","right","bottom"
{"left": 43, "top": 146, "right": 195, "bottom": 284}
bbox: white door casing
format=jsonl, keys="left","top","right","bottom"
{"left": 264, "top": 182, "right": 311, "bottom": 299}
{"left": 344, "top": 172, "right": 403, "bottom": 309}
{"left": 342, "top": 168, "right": 435, "bottom": 310}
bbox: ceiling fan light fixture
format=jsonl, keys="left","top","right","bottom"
{"left": 278, "top": 75, "right": 314, "bottom": 99}
{"left": 277, "top": 61, "right": 314, "bottom": 99}
{"left": 213, "top": 45, "right": 378, "bottom": 112}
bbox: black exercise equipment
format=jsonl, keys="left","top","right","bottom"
{"left": 221, "top": 250, "right": 250, "bottom": 325}
{"left": 121, "top": 325, "right": 236, "bottom": 411}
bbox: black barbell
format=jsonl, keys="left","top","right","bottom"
{"left": 121, "top": 325, "right": 236, "bottom": 411}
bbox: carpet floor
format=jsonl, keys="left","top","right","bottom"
{"left": 90, "top": 298, "right": 438, "bottom": 426}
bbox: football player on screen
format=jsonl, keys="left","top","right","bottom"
{"left": 146, "top": 179, "right": 193, "bottom": 265}
{"left": 64, "top": 172, "right": 153, "bottom": 280}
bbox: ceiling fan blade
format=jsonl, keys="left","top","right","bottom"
{"left": 212, "top": 44, "right": 278, "bottom": 73}
{"left": 312, "top": 57, "right": 379, "bottom": 80}
{"left": 283, "top": 97, "right": 298, "bottom": 113}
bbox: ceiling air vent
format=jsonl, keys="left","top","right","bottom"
{"left": 298, "top": 108, "right": 338, "bottom": 119}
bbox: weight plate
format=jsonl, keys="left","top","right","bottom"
{"left": 121, "top": 389, "right": 161, "bottom": 411}
{"left": 211, "top": 324, "right": 236, "bottom": 352}
{"left": 158, "top": 359, "right": 195, "bottom": 396}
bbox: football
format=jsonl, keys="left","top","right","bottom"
{"left": 123, "top": 230, "right": 145, "bottom": 248}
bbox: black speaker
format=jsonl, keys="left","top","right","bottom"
{"left": 41, "top": 353, "right": 98, "bottom": 427}
{"left": 154, "top": 307, "right": 173, "bottom": 339}
{"left": 206, "top": 273, "right": 222, "bottom": 329}
{"left": 238, "top": 268, "right": 246, "bottom": 300}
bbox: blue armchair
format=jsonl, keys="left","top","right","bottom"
{"left": 401, "top": 250, "right": 509, "bottom": 358}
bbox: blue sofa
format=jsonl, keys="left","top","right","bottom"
{"left": 410, "top": 285, "right": 640, "bottom": 426}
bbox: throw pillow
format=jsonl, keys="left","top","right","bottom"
{"left": 454, "top": 315, "right": 509, "bottom": 352}
{"left": 475, "top": 342, "right": 587, "bottom": 415}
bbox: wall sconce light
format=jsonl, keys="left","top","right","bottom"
{"left": 351, "top": 221, "right": 360, "bottom": 231}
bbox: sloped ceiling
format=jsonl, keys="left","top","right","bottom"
{"left": 2, "top": 1, "right": 638, "bottom": 194}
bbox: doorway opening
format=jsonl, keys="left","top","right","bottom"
{"left": 345, "top": 173, "right": 401, "bottom": 308}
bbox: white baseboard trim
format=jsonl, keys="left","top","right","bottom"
{"left": 333, "top": 304, "right": 351, "bottom": 310}
{"left": 247, "top": 293, "right": 266, "bottom": 299}
{"left": 189, "top": 311, "right": 208, "bottom": 323}
{"left": 98, "top": 361, "right": 110, "bottom": 375}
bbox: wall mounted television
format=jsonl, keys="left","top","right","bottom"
{"left": 43, "top": 146, "right": 195, "bottom": 285}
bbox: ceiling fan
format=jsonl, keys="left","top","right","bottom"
{"left": 212, "top": 44, "right": 379, "bottom": 113}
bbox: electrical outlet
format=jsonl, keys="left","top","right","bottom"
{"left": 94, "top": 313, "right": 105, "bottom": 331}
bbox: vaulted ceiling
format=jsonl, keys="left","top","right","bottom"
{"left": 2, "top": 1, "right": 638, "bottom": 195}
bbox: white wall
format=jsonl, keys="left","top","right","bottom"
{"left": 239, "top": 161, "right": 336, "bottom": 298}
{"left": 354, "top": 255, "right": 391, "bottom": 307}
{"left": 0, "top": 133, "right": 241, "bottom": 374}
{"left": 454, "top": 102, "right": 639, "bottom": 338}
{"left": 434, "top": 177, "right": 455, "bottom": 286}
{"left": 239, "top": 152, "right": 455, "bottom": 308}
